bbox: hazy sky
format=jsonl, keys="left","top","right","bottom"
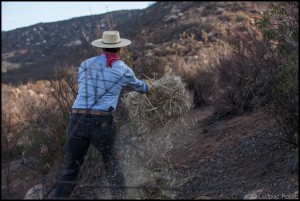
{"left": 1, "top": 1, "right": 155, "bottom": 31}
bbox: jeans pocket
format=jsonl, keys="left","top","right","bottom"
{"left": 92, "top": 122, "right": 113, "bottom": 138}
{"left": 91, "top": 120, "right": 116, "bottom": 148}
{"left": 67, "top": 119, "right": 87, "bottom": 138}
{"left": 102, "top": 121, "right": 116, "bottom": 137}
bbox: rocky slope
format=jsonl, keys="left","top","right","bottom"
{"left": 2, "top": 1, "right": 267, "bottom": 85}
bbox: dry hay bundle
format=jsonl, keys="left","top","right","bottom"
{"left": 122, "top": 75, "right": 191, "bottom": 133}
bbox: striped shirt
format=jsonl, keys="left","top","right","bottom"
{"left": 72, "top": 54, "right": 150, "bottom": 111}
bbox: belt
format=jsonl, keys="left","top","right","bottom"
{"left": 72, "top": 109, "right": 111, "bottom": 115}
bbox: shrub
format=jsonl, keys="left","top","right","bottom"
{"left": 215, "top": 2, "right": 298, "bottom": 142}
{"left": 48, "top": 65, "right": 78, "bottom": 115}
{"left": 256, "top": 2, "right": 298, "bottom": 139}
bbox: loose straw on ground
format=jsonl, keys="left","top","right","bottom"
{"left": 122, "top": 75, "right": 191, "bottom": 134}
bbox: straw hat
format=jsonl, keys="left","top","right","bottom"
{"left": 91, "top": 30, "right": 131, "bottom": 48}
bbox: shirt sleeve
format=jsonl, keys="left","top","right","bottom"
{"left": 121, "top": 67, "right": 150, "bottom": 94}
{"left": 77, "top": 62, "right": 86, "bottom": 82}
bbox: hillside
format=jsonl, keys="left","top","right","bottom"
{"left": 2, "top": 1, "right": 267, "bottom": 85}
{"left": 2, "top": 9, "right": 142, "bottom": 84}
{"left": 1, "top": 1, "right": 298, "bottom": 200}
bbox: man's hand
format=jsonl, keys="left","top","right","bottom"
{"left": 145, "top": 79, "right": 154, "bottom": 96}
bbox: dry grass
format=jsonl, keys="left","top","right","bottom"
{"left": 119, "top": 75, "right": 193, "bottom": 198}
{"left": 116, "top": 115, "right": 192, "bottom": 199}
{"left": 122, "top": 75, "right": 192, "bottom": 134}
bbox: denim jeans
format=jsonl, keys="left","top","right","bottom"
{"left": 54, "top": 113, "right": 125, "bottom": 199}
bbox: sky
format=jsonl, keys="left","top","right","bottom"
{"left": 1, "top": 1, "right": 155, "bottom": 31}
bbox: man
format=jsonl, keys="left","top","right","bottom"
{"left": 54, "top": 31, "right": 151, "bottom": 199}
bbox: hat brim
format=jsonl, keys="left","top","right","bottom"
{"left": 91, "top": 38, "right": 131, "bottom": 48}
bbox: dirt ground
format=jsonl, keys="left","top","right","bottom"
{"left": 167, "top": 106, "right": 298, "bottom": 199}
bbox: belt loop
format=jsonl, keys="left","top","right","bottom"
{"left": 108, "top": 106, "right": 115, "bottom": 116}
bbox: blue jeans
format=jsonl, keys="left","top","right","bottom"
{"left": 54, "top": 113, "right": 125, "bottom": 199}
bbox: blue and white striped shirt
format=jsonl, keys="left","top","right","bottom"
{"left": 72, "top": 54, "right": 150, "bottom": 111}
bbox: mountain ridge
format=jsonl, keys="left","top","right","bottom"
{"left": 2, "top": 1, "right": 267, "bottom": 85}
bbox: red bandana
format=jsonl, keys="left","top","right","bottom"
{"left": 103, "top": 52, "right": 120, "bottom": 68}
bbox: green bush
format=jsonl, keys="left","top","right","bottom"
{"left": 12, "top": 144, "right": 24, "bottom": 158}
{"left": 256, "top": 2, "right": 298, "bottom": 140}
{"left": 277, "top": 53, "right": 298, "bottom": 95}
{"left": 215, "top": 2, "right": 298, "bottom": 137}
